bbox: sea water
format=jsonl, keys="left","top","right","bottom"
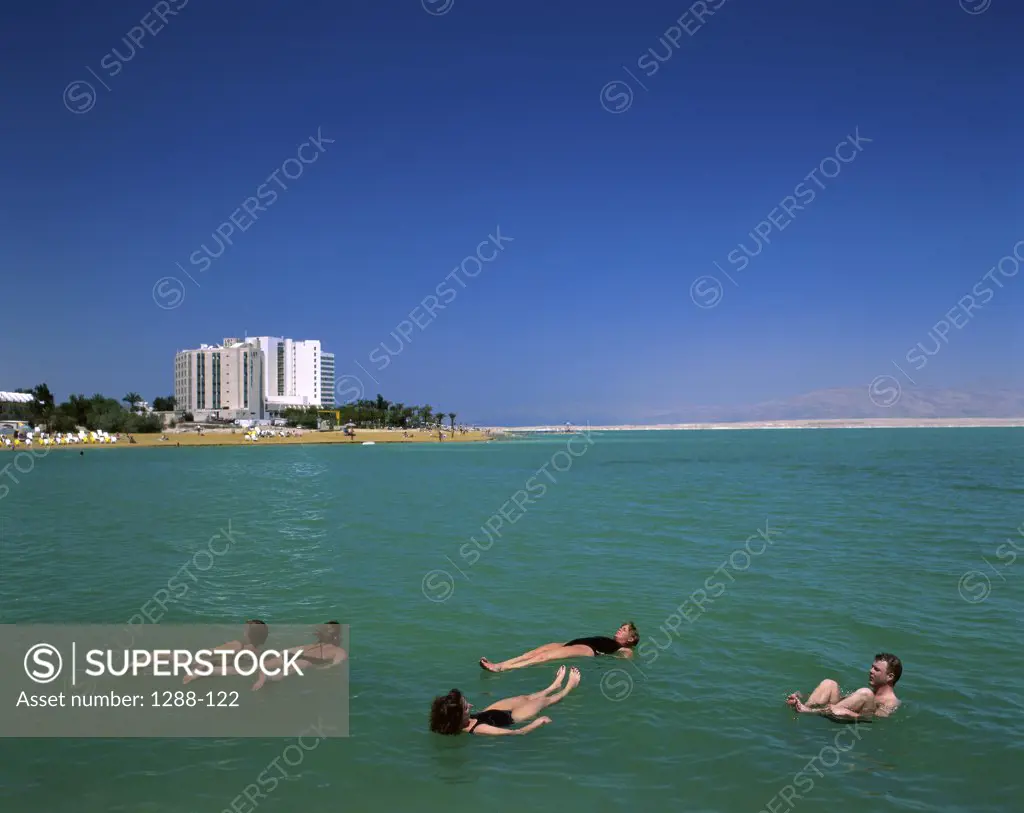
{"left": 0, "top": 428, "right": 1020, "bottom": 812}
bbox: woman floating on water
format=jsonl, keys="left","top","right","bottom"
{"left": 480, "top": 623, "right": 638, "bottom": 672}
{"left": 430, "top": 666, "right": 581, "bottom": 736}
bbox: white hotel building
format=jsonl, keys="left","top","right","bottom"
{"left": 175, "top": 336, "right": 331, "bottom": 421}
{"left": 320, "top": 352, "right": 335, "bottom": 408}
{"left": 246, "top": 336, "right": 323, "bottom": 417}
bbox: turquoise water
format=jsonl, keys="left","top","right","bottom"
{"left": 0, "top": 429, "right": 1021, "bottom": 812}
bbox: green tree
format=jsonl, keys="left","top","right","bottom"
{"left": 47, "top": 411, "right": 78, "bottom": 433}
{"left": 10, "top": 384, "right": 54, "bottom": 426}
{"left": 1, "top": 382, "right": 470, "bottom": 437}
{"left": 32, "top": 383, "right": 55, "bottom": 413}
{"left": 92, "top": 395, "right": 129, "bottom": 431}
{"left": 281, "top": 406, "right": 318, "bottom": 429}
{"left": 127, "top": 412, "right": 164, "bottom": 432}
{"left": 62, "top": 394, "right": 91, "bottom": 428}
{"left": 388, "top": 402, "right": 414, "bottom": 429}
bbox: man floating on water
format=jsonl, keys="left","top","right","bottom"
{"left": 787, "top": 652, "right": 902, "bottom": 721}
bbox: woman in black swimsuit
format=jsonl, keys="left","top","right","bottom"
{"left": 480, "top": 622, "right": 639, "bottom": 672}
{"left": 429, "top": 666, "right": 581, "bottom": 736}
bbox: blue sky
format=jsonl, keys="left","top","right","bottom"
{"left": 1, "top": 0, "right": 1021, "bottom": 424}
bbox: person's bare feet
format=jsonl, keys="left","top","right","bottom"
{"left": 566, "top": 666, "right": 581, "bottom": 690}
{"left": 479, "top": 658, "right": 501, "bottom": 672}
{"left": 546, "top": 666, "right": 566, "bottom": 691}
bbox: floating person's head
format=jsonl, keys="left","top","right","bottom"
{"left": 244, "top": 619, "right": 269, "bottom": 647}
{"left": 869, "top": 653, "right": 902, "bottom": 687}
{"left": 615, "top": 622, "right": 640, "bottom": 647}
{"left": 315, "top": 620, "right": 341, "bottom": 646}
{"left": 429, "top": 689, "right": 469, "bottom": 735}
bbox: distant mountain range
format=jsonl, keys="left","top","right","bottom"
{"left": 644, "top": 387, "right": 1024, "bottom": 423}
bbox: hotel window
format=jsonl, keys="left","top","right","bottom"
{"left": 277, "top": 344, "right": 285, "bottom": 395}
{"left": 243, "top": 352, "right": 249, "bottom": 408}
{"left": 213, "top": 353, "right": 222, "bottom": 410}
{"left": 196, "top": 352, "right": 206, "bottom": 410}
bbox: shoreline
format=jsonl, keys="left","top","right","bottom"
{"left": 2, "top": 428, "right": 494, "bottom": 450}
{"left": 488, "top": 418, "right": 1024, "bottom": 432}
{"left": 8, "top": 419, "right": 1022, "bottom": 451}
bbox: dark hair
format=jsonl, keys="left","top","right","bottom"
{"left": 245, "top": 619, "right": 268, "bottom": 647}
{"left": 429, "top": 689, "right": 467, "bottom": 735}
{"left": 622, "top": 622, "right": 639, "bottom": 647}
{"left": 875, "top": 652, "right": 902, "bottom": 684}
{"left": 316, "top": 621, "right": 341, "bottom": 645}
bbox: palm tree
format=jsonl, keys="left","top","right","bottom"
{"left": 390, "top": 402, "right": 407, "bottom": 428}
{"left": 66, "top": 394, "right": 90, "bottom": 427}
{"left": 123, "top": 392, "right": 142, "bottom": 412}
{"left": 448, "top": 412, "right": 457, "bottom": 433}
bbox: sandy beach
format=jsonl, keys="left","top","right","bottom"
{"left": 7, "top": 418, "right": 1022, "bottom": 453}
{"left": 493, "top": 418, "right": 1024, "bottom": 432}
{"left": 3, "top": 427, "right": 494, "bottom": 450}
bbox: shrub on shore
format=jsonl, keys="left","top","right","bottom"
{"left": 3, "top": 385, "right": 164, "bottom": 434}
